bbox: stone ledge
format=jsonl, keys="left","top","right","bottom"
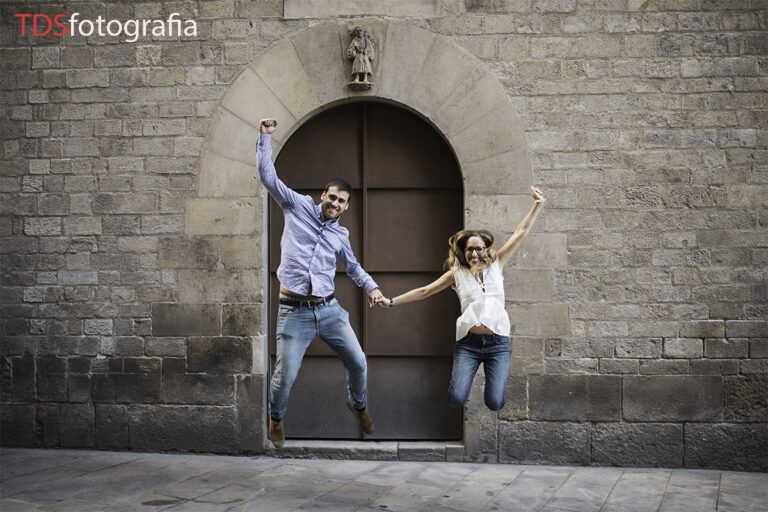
{"left": 265, "top": 440, "right": 461, "bottom": 462}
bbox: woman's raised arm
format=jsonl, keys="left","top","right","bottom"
{"left": 496, "top": 186, "right": 546, "bottom": 267}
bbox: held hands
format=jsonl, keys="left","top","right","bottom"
{"left": 367, "top": 288, "right": 385, "bottom": 308}
{"left": 259, "top": 118, "right": 278, "bottom": 134}
{"left": 374, "top": 295, "right": 391, "bottom": 308}
{"left": 531, "top": 186, "right": 546, "bottom": 203}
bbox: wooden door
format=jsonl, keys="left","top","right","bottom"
{"left": 269, "top": 102, "right": 462, "bottom": 439}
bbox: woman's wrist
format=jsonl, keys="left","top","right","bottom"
{"left": 389, "top": 298, "right": 394, "bottom": 307}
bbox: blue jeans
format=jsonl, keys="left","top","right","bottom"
{"left": 447, "top": 332, "right": 511, "bottom": 411}
{"left": 269, "top": 299, "right": 367, "bottom": 420}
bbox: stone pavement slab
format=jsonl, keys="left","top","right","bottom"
{"left": 1, "top": 448, "right": 767, "bottom": 511}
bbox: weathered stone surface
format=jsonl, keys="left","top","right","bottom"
{"left": 218, "top": 68, "right": 295, "bottom": 148}
{"left": 592, "top": 423, "right": 684, "bottom": 468}
{"left": 94, "top": 404, "right": 129, "bottom": 450}
{"left": 237, "top": 375, "right": 266, "bottom": 452}
{"left": 178, "top": 270, "right": 262, "bottom": 303}
{"left": 379, "top": 22, "right": 435, "bottom": 103}
{"left": 186, "top": 197, "right": 260, "bottom": 236}
{"left": 290, "top": 21, "right": 348, "bottom": 106}
{"left": 163, "top": 374, "right": 235, "bottom": 405}
{"left": 530, "top": 375, "right": 621, "bottom": 421}
{"left": 624, "top": 376, "right": 723, "bottom": 422}
{"left": 116, "top": 374, "right": 162, "bottom": 404}
{"left": 251, "top": 40, "right": 319, "bottom": 121}
{"left": 60, "top": 404, "right": 94, "bottom": 448}
{"left": 285, "top": 0, "right": 442, "bottom": 18}
{"left": 222, "top": 303, "right": 263, "bottom": 336}
{"left": 159, "top": 237, "right": 219, "bottom": 269}
{"left": 128, "top": 405, "right": 238, "bottom": 453}
{"left": 188, "top": 336, "right": 252, "bottom": 374}
{"left": 685, "top": 424, "right": 768, "bottom": 471}
{"left": 151, "top": 303, "right": 220, "bottom": 336}
{"left": 508, "top": 304, "right": 570, "bottom": 337}
{"left": 723, "top": 375, "right": 768, "bottom": 422}
{"left": 0, "top": 404, "right": 35, "bottom": 447}
{"left": 198, "top": 151, "right": 262, "bottom": 199}
{"left": 499, "top": 421, "right": 591, "bottom": 465}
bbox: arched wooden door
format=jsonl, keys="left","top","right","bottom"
{"left": 269, "top": 102, "right": 462, "bottom": 439}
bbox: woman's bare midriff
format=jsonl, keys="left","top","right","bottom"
{"left": 469, "top": 325, "right": 494, "bottom": 335}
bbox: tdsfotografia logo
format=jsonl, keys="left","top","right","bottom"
{"left": 15, "top": 12, "right": 198, "bottom": 43}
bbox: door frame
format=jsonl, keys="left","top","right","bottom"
{"left": 187, "top": 20, "right": 541, "bottom": 456}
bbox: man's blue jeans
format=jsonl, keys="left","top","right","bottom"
{"left": 269, "top": 299, "right": 367, "bottom": 420}
{"left": 447, "top": 332, "right": 511, "bottom": 411}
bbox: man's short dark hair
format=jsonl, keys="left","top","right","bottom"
{"left": 324, "top": 179, "right": 352, "bottom": 196}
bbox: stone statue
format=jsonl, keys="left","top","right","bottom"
{"left": 346, "top": 26, "right": 375, "bottom": 90}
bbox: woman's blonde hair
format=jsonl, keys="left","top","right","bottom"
{"left": 444, "top": 229, "right": 496, "bottom": 279}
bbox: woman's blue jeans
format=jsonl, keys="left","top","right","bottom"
{"left": 448, "top": 332, "right": 511, "bottom": 411}
{"left": 269, "top": 299, "right": 367, "bottom": 420}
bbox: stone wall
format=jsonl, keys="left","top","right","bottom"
{"left": 1, "top": 0, "right": 766, "bottom": 471}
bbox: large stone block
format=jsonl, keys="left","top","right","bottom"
{"left": 284, "top": 0, "right": 443, "bottom": 17}
{"left": 685, "top": 423, "right": 768, "bottom": 471}
{"left": 462, "top": 149, "right": 533, "bottom": 197}
{"left": 178, "top": 270, "right": 262, "bottom": 303}
{"left": 408, "top": 35, "right": 477, "bottom": 121}
{"left": 237, "top": 375, "right": 266, "bottom": 452}
{"left": 704, "top": 338, "right": 749, "bottom": 359}
{"left": 724, "top": 375, "right": 767, "bottom": 422}
{"left": 60, "top": 403, "right": 94, "bottom": 448}
{"left": 0, "top": 403, "right": 35, "bottom": 447}
{"left": 218, "top": 68, "right": 295, "bottom": 147}
{"left": 503, "top": 268, "right": 553, "bottom": 302}
{"left": 36, "top": 403, "right": 61, "bottom": 447}
{"left": 623, "top": 376, "right": 723, "bottom": 422}
{"left": 163, "top": 374, "right": 235, "bottom": 405}
{"left": 250, "top": 40, "right": 319, "bottom": 122}
{"left": 435, "top": 69, "right": 507, "bottom": 140}
{"left": 151, "top": 303, "right": 220, "bottom": 336}
{"left": 201, "top": 108, "right": 260, "bottom": 173}
{"left": 128, "top": 405, "right": 238, "bottom": 453}
{"left": 159, "top": 237, "right": 219, "bottom": 269}
{"left": 186, "top": 197, "right": 260, "bottom": 236}
{"left": 220, "top": 236, "right": 262, "bottom": 269}
{"left": 95, "top": 404, "right": 129, "bottom": 450}
{"left": 222, "top": 303, "right": 263, "bottom": 336}
{"left": 726, "top": 320, "right": 768, "bottom": 338}
{"left": 499, "top": 421, "right": 591, "bottom": 465}
{"left": 116, "top": 374, "right": 162, "bottom": 404}
{"left": 530, "top": 375, "right": 621, "bottom": 421}
{"left": 592, "top": 423, "right": 683, "bottom": 468}
{"left": 379, "top": 21, "right": 435, "bottom": 103}
{"left": 290, "top": 22, "right": 348, "bottom": 106}
{"left": 508, "top": 304, "right": 570, "bottom": 337}
{"left": 449, "top": 101, "right": 526, "bottom": 164}
{"left": 465, "top": 194, "right": 531, "bottom": 235}
{"left": 188, "top": 336, "right": 252, "bottom": 374}
{"left": 198, "top": 151, "right": 261, "bottom": 199}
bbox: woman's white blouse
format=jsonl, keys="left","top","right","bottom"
{"left": 452, "top": 260, "right": 510, "bottom": 340}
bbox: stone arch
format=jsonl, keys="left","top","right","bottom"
{"left": 183, "top": 19, "right": 540, "bottom": 380}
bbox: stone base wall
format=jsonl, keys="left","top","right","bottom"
{"left": 1, "top": 1, "right": 766, "bottom": 471}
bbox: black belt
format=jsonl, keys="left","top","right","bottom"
{"left": 279, "top": 293, "right": 334, "bottom": 308}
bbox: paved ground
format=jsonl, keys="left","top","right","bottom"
{"left": 1, "top": 448, "right": 766, "bottom": 511}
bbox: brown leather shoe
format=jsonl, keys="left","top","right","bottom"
{"left": 268, "top": 416, "right": 284, "bottom": 448}
{"left": 346, "top": 398, "right": 375, "bottom": 434}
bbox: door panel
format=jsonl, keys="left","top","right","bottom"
{"left": 270, "top": 102, "right": 463, "bottom": 440}
{"left": 277, "top": 357, "right": 462, "bottom": 440}
{"left": 365, "top": 190, "right": 462, "bottom": 272}
{"left": 274, "top": 103, "right": 363, "bottom": 189}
